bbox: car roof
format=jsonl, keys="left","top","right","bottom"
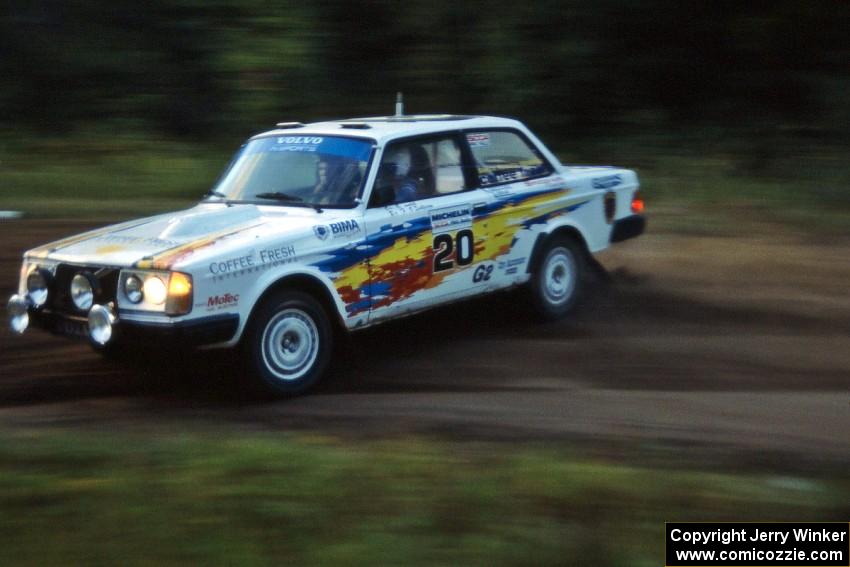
{"left": 251, "top": 115, "right": 526, "bottom": 144}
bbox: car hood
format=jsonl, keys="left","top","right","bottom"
{"left": 26, "top": 204, "right": 324, "bottom": 269}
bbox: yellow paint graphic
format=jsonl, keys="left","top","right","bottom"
{"left": 136, "top": 222, "right": 266, "bottom": 269}
{"left": 473, "top": 190, "right": 581, "bottom": 264}
{"left": 94, "top": 245, "right": 127, "bottom": 255}
{"left": 331, "top": 188, "right": 587, "bottom": 310}
{"left": 27, "top": 224, "right": 133, "bottom": 258}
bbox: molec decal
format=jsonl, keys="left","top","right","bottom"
{"left": 206, "top": 293, "right": 239, "bottom": 310}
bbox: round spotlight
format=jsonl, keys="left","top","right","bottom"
{"left": 7, "top": 294, "right": 29, "bottom": 334}
{"left": 70, "top": 273, "right": 95, "bottom": 311}
{"left": 88, "top": 304, "right": 116, "bottom": 345}
{"left": 124, "top": 275, "right": 144, "bottom": 304}
{"left": 26, "top": 268, "right": 50, "bottom": 308}
{"left": 143, "top": 276, "right": 167, "bottom": 305}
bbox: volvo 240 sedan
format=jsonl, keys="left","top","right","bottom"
{"left": 7, "top": 113, "right": 645, "bottom": 395}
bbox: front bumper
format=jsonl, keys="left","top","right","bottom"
{"left": 119, "top": 313, "right": 239, "bottom": 346}
{"left": 13, "top": 304, "right": 238, "bottom": 348}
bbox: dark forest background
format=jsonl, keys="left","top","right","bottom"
{"left": 1, "top": 1, "right": 849, "bottom": 221}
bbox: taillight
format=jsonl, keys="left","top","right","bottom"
{"left": 631, "top": 190, "right": 645, "bottom": 214}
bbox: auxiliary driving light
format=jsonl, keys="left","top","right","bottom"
{"left": 88, "top": 304, "right": 116, "bottom": 345}
{"left": 7, "top": 294, "right": 29, "bottom": 334}
{"left": 70, "top": 273, "right": 96, "bottom": 311}
{"left": 26, "top": 268, "right": 51, "bottom": 308}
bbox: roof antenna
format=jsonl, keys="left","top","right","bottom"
{"left": 395, "top": 92, "right": 404, "bottom": 117}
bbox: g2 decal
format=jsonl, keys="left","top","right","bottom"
{"left": 472, "top": 263, "right": 494, "bottom": 283}
{"left": 433, "top": 229, "right": 474, "bottom": 273}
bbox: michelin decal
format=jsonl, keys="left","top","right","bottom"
{"left": 430, "top": 205, "right": 472, "bottom": 234}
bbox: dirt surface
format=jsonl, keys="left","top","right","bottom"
{"left": 1, "top": 219, "right": 848, "bottom": 470}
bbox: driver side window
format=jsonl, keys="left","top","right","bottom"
{"left": 370, "top": 135, "right": 467, "bottom": 207}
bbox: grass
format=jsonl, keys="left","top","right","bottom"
{"left": 0, "top": 430, "right": 847, "bottom": 566}
{"left": 633, "top": 152, "right": 850, "bottom": 234}
{"left": 0, "top": 133, "right": 227, "bottom": 217}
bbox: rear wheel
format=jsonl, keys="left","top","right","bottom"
{"left": 529, "top": 236, "right": 584, "bottom": 320}
{"left": 242, "top": 290, "right": 332, "bottom": 396}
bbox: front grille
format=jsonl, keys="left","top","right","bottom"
{"left": 49, "top": 264, "right": 119, "bottom": 314}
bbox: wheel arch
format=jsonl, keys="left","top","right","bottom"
{"left": 527, "top": 224, "right": 592, "bottom": 276}
{"left": 233, "top": 271, "right": 347, "bottom": 346}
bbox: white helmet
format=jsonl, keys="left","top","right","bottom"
{"left": 386, "top": 147, "right": 411, "bottom": 177}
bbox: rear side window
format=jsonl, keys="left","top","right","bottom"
{"left": 466, "top": 131, "right": 552, "bottom": 186}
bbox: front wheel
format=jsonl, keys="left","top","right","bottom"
{"left": 528, "top": 237, "right": 585, "bottom": 320}
{"left": 242, "top": 290, "right": 332, "bottom": 396}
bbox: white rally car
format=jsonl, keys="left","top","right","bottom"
{"left": 7, "top": 113, "right": 644, "bottom": 395}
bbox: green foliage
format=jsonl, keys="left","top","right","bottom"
{"left": 1, "top": 1, "right": 848, "bottom": 223}
{"left": 2, "top": 1, "right": 849, "bottom": 143}
{"left": 0, "top": 131, "right": 224, "bottom": 216}
{"left": 0, "top": 431, "right": 846, "bottom": 566}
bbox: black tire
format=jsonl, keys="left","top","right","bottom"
{"left": 528, "top": 236, "right": 585, "bottom": 320}
{"left": 241, "top": 289, "right": 332, "bottom": 396}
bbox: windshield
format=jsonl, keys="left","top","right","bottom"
{"left": 210, "top": 135, "right": 373, "bottom": 208}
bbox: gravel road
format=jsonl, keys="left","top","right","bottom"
{"left": 1, "top": 219, "right": 848, "bottom": 470}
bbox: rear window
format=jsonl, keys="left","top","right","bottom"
{"left": 466, "top": 131, "right": 551, "bottom": 186}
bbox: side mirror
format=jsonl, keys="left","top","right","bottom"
{"left": 368, "top": 184, "right": 395, "bottom": 208}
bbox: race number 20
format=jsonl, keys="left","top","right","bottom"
{"left": 433, "top": 229, "right": 474, "bottom": 272}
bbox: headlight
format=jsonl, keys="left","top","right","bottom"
{"left": 124, "top": 275, "right": 144, "bottom": 303}
{"left": 18, "top": 260, "right": 57, "bottom": 301}
{"left": 26, "top": 268, "right": 51, "bottom": 308}
{"left": 118, "top": 270, "right": 193, "bottom": 315}
{"left": 70, "top": 273, "right": 96, "bottom": 311}
{"left": 143, "top": 276, "right": 167, "bottom": 305}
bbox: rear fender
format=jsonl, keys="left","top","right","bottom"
{"left": 527, "top": 219, "right": 593, "bottom": 276}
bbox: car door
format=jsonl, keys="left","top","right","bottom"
{"left": 362, "top": 132, "right": 494, "bottom": 323}
{"left": 460, "top": 129, "right": 568, "bottom": 289}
